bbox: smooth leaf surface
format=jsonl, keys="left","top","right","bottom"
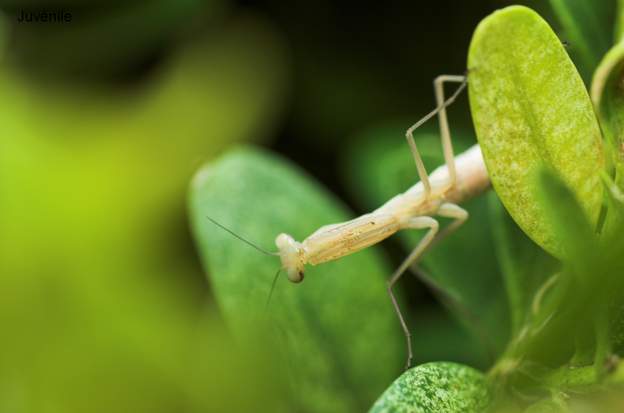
{"left": 368, "top": 362, "right": 490, "bottom": 413}
{"left": 405, "top": 312, "right": 489, "bottom": 369}
{"left": 523, "top": 398, "right": 566, "bottom": 413}
{"left": 342, "top": 123, "right": 509, "bottom": 360}
{"left": 549, "top": 0, "right": 615, "bottom": 82}
{"left": 189, "top": 146, "right": 403, "bottom": 413}
{"left": 468, "top": 5, "right": 605, "bottom": 258}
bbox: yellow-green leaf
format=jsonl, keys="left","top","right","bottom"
{"left": 468, "top": 5, "right": 604, "bottom": 258}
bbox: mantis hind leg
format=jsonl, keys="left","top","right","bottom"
{"left": 432, "top": 202, "right": 469, "bottom": 243}
{"left": 387, "top": 216, "right": 439, "bottom": 370}
{"left": 387, "top": 203, "right": 469, "bottom": 370}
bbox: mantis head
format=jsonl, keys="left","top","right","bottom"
{"left": 205, "top": 217, "right": 305, "bottom": 309}
{"left": 275, "top": 233, "right": 305, "bottom": 283}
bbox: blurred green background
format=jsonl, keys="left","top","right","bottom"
{"left": 0, "top": 1, "right": 570, "bottom": 412}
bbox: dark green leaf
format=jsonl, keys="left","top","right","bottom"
{"left": 368, "top": 362, "right": 490, "bottom": 413}
{"left": 189, "top": 146, "right": 404, "bottom": 413}
{"left": 498, "top": 170, "right": 601, "bottom": 368}
{"left": 488, "top": 193, "right": 559, "bottom": 336}
{"left": 591, "top": 41, "right": 624, "bottom": 194}
{"left": 618, "top": 0, "right": 624, "bottom": 42}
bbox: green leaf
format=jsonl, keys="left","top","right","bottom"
{"left": 523, "top": 397, "right": 568, "bottom": 413}
{"left": 591, "top": 41, "right": 624, "bottom": 177}
{"left": 368, "top": 362, "right": 490, "bottom": 413}
{"left": 489, "top": 174, "right": 624, "bottom": 384}
{"left": 498, "top": 170, "right": 601, "bottom": 367}
{"left": 549, "top": 0, "right": 615, "bottom": 82}
{"left": 617, "top": 0, "right": 624, "bottom": 42}
{"left": 341, "top": 123, "right": 509, "bottom": 361}
{"left": 189, "top": 146, "right": 403, "bottom": 413}
{"left": 488, "top": 193, "right": 559, "bottom": 336}
{"left": 468, "top": 5, "right": 605, "bottom": 258}
{"left": 535, "top": 168, "right": 597, "bottom": 267}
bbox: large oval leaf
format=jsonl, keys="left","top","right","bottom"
{"left": 368, "top": 362, "right": 490, "bottom": 413}
{"left": 189, "top": 146, "right": 403, "bottom": 413}
{"left": 468, "top": 5, "right": 605, "bottom": 257}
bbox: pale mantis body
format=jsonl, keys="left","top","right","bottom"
{"left": 273, "top": 74, "right": 491, "bottom": 368}
{"left": 207, "top": 74, "right": 491, "bottom": 369}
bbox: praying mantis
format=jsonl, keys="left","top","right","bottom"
{"left": 209, "top": 73, "right": 491, "bottom": 369}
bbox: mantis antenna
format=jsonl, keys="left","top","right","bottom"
{"left": 206, "top": 216, "right": 278, "bottom": 256}
{"left": 205, "top": 217, "right": 283, "bottom": 309}
{"left": 265, "top": 268, "right": 282, "bottom": 310}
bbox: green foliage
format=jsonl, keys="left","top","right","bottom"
{"left": 189, "top": 147, "right": 403, "bottom": 413}
{"left": 618, "top": 0, "right": 624, "bottom": 41}
{"left": 368, "top": 362, "right": 490, "bottom": 413}
{"left": 548, "top": 0, "right": 615, "bottom": 81}
{"left": 7, "top": 1, "right": 624, "bottom": 412}
{"left": 523, "top": 397, "right": 567, "bottom": 413}
{"left": 592, "top": 43, "right": 624, "bottom": 243}
{"left": 591, "top": 40, "right": 624, "bottom": 196}
{"left": 535, "top": 169, "right": 597, "bottom": 267}
{"left": 465, "top": 5, "right": 624, "bottom": 411}
{"left": 488, "top": 171, "right": 624, "bottom": 400}
{"left": 468, "top": 5, "right": 605, "bottom": 258}
{"left": 182, "top": 4, "right": 624, "bottom": 413}
{"left": 488, "top": 194, "right": 559, "bottom": 337}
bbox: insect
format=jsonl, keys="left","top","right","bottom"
{"left": 209, "top": 73, "right": 491, "bottom": 369}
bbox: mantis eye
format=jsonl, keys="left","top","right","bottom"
{"left": 287, "top": 269, "right": 304, "bottom": 283}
